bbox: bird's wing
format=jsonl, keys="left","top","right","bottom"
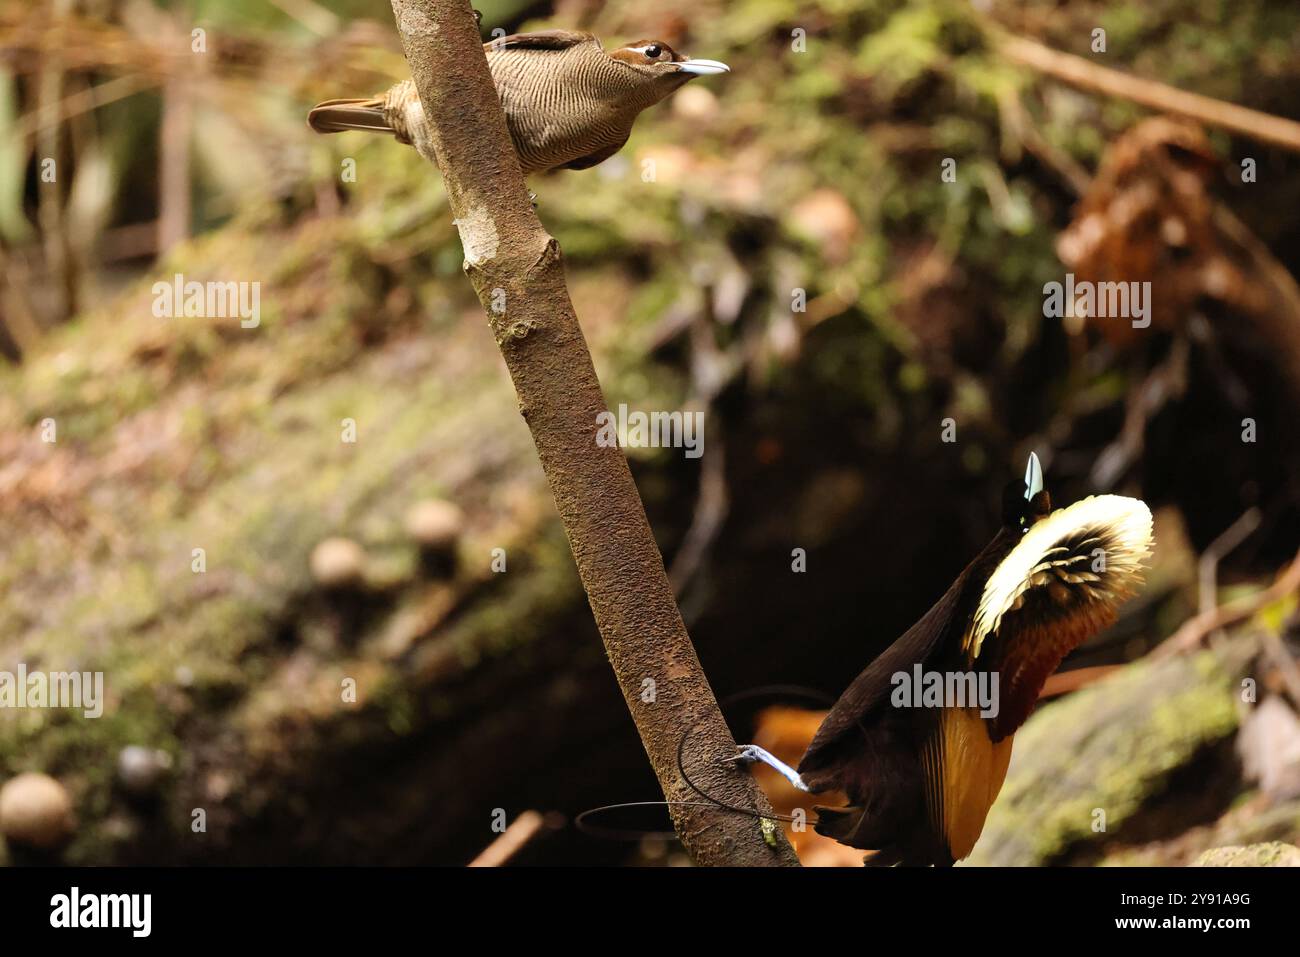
{"left": 798, "top": 572, "right": 966, "bottom": 775}
{"left": 484, "top": 30, "right": 598, "bottom": 52}
{"left": 970, "top": 494, "right": 1152, "bottom": 739}
{"left": 560, "top": 137, "right": 628, "bottom": 170}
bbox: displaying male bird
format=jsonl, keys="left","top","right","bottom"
{"left": 307, "top": 31, "right": 729, "bottom": 174}
{"left": 730, "top": 453, "right": 1153, "bottom": 866}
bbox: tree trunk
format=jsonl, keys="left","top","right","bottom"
{"left": 387, "top": 0, "right": 798, "bottom": 867}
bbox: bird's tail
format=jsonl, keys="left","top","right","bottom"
{"left": 307, "top": 97, "right": 394, "bottom": 136}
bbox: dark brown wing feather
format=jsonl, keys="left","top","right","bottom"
{"left": 307, "top": 98, "right": 392, "bottom": 136}
{"left": 484, "top": 30, "right": 595, "bottom": 52}
{"left": 798, "top": 570, "right": 966, "bottom": 776}
{"left": 797, "top": 526, "right": 1018, "bottom": 779}
{"left": 561, "top": 138, "right": 628, "bottom": 170}
{"left": 795, "top": 528, "right": 1018, "bottom": 864}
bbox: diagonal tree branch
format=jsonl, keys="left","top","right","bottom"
{"left": 996, "top": 32, "right": 1300, "bottom": 154}
{"left": 387, "top": 0, "right": 798, "bottom": 866}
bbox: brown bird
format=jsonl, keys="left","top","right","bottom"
{"left": 307, "top": 31, "right": 729, "bottom": 174}
{"left": 730, "top": 453, "right": 1153, "bottom": 865}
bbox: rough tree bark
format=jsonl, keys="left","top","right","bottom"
{"left": 387, "top": 0, "right": 799, "bottom": 866}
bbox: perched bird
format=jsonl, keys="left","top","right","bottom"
{"left": 730, "top": 453, "right": 1153, "bottom": 865}
{"left": 308, "top": 31, "right": 729, "bottom": 174}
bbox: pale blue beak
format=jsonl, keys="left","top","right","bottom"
{"left": 1024, "top": 452, "right": 1044, "bottom": 501}
{"left": 677, "top": 59, "right": 730, "bottom": 76}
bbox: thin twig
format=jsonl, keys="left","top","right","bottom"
{"left": 1198, "top": 508, "right": 1261, "bottom": 623}
{"left": 1153, "top": 549, "right": 1300, "bottom": 658}
{"left": 668, "top": 432, "right": 727, "bottom": 596}
{"left": 266, "top": 0, "right": 341, "bottom": 36}
{"left": 15, "top": 73, "right": 152, "bottom": 140}
{"left": 158, "top": 11, "right": 193, "bottom": 255}
{"left": 1039, "top": 664, "right": 1121, "bottom": 699}
{"left": 998, "top": 33, "right": 1300, "bottom": 154}
{"left": 468, "top": 810, "right": 546, "bottom": 867}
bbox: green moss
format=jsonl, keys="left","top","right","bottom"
{"left": 0, "top": 158, "right": 575, "bottom": 859}
{"left": 967, "top": 639, "right": 1253, "bottom": 866}
{"left": 1193, "top": 842, "right": 1300, "bottom": 867}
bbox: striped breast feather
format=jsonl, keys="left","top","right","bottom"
{"left": 966, "top": 494, "right": 1153, "bottom": 661}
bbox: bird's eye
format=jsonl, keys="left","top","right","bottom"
{"left": 644, "top": 44, "right": 662, "bottom": 59}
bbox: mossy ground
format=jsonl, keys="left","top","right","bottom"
{"left": 968, "top": 638, "right": 1255, "bottom": 866}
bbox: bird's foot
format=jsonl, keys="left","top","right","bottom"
{"left": 723, "top": 744, "right": 811, "bottom": 792}
{"left": 723, "top": 744, "right": 766, "bottom": 765}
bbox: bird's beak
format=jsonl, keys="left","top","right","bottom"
{"left": 1024, "top": 452, "right": 1044, "bottom": 501}
{"left": 676, "top": 58, "right": 730, "bottom": 76}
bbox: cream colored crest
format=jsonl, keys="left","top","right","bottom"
{"left": 967, "top": 494, "right": 1153, "bottom": 659}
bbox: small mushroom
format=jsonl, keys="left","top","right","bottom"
{"left": 117, "top": 746, "right": 174, "bottom": 797}
{"left": 310, "top": 537, "right": 366, "bottom": 588}
{"left": 404, "top": 500, "right": 463, "bottom": 576}
{"left": 0, "top": 772, "right": 74, "bottom": 849}
{"left": 404, "top": 500, "right": 464, "bottom": 550}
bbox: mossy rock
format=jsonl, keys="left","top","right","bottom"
{"left": 966, "top": 638, "right": 1254, "bottom": 866}
{"left": 1193, "top": 842, "right": 1300, "bottom": 867}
